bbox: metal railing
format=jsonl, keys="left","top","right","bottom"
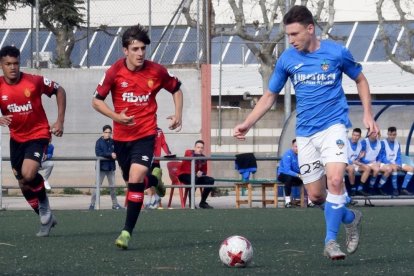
{"left": 0, "top": 155, "right": 281, "bottom": 210}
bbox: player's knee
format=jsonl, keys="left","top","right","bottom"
{"left": 308, "top": 194, "right": 325, "bottom": 205}
{"left": 327, "top": 175, "right": 343, "bottom": 187}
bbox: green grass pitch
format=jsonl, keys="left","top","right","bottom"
{"left": 1, "top": 207, "right": 413, "bottom": 275}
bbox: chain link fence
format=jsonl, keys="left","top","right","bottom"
{"left": 0, "top": 0, "right": 206, "bottom": 68}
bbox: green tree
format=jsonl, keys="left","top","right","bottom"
{"left": 0, "top": 0, "right": 84, "bottom": 68}
{"left": 182, "top": 0, "right": 335, "bottom": 92}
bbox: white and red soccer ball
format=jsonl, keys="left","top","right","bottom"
{"left": 219, "top": 235, "right": 253, "bottom": 267}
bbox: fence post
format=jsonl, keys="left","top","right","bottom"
{"left": 190, "top": 159, "right": 195, "bottom": 209}
{"left": 95, "top": 158, "right": 101, "bottom": 210}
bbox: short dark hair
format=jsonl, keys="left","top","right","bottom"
{"left": 0, "top": 45, "right": 20, "bottom": 59}
{"left": 353, "top": 128, "right": 362, "bottom": 134}
{"left": 194, "top": 140, "right": 204, "bottom": 146}
{"left": 388, "top": 126, "right": 397, "bottom": 133}
{"left": 102, "top": 125, "right": 112, "bottom": 132}
{"left": 292, "top": 138, "right": 296, "bottom": 144}
{"left": 283, "top": 5, "right": 314, "bottom": 26}
{"left": 122, "top": 24, "right": 151, "bottom": 48}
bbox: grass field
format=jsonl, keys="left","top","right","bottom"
{"left": 1, "top": 207, "right": 414, "bottom": 275}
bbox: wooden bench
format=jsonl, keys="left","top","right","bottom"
{"left": 215, "top": 178, "right": 305, "bottom": 208}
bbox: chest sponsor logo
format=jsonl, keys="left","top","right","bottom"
{"left": 7, "top": 101, "right": 33, "bottom": 113}
{"left": 122, "top": 92, "right": 151, "bottom": 103}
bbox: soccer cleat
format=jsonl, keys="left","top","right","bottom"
{"left": 356, "top": 190, "right": 371, "bottom": 197}
{"left": 115, "top": 230, "right": 131, "bottom": 250}
{"left": 148, "top": 194, "right": 160, "bottom": 209}
{"left": 199, "top": 202, "right": 213, "bottom": 209}
{"left": 323, "top": 240, "right": 346, "bottom": 260}
{"left": 89, "top": 204, "right": 95, "bottom": 211}
{"left": 112, "top": 203, "right": 124, "bottom": 210}
{"left": 152, "top": 168, "right": 166, "bottom": 197}
{"left": 377, "top": 188, "right": 388, "bottom": 196}
{"left": 401, "top": 189, "right": 413, "bottom": 196}
{"left": 39, "top": 197, "right": 52, "bottom": 225}
{"left": 285, "top": 202, "right": 293, "bottom": 208}
{"left": 344, "top": 209, "right": 362, "bottom": 254}
{"left": 307, "top": 202, "right": 315, "bottom": 208}
{"left": 44, "top": 180, "right": 51, "bottom": 190}
{"left": 36, "top": 214, "right": 57, "bottom": 237}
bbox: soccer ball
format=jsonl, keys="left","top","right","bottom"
{"left": 219, "top": 235, "right": 253, "bottom": 267}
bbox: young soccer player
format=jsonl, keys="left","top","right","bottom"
{"left": 92, "top": 24, "right": 183, "bottom": 249}
{"left": 0, "top": 45, "right": 66, "bottom": 237}
{"left": 382, "top": 126, "right": 414, "bottom": 196}
{"left": 233, "top": 6, "right": 378, "bottom": 260}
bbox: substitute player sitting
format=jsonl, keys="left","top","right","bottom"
{"left": 382, "top": 126, "right": 414, "bottom": 196}
{"left": 360, "top": 131, "right": 392, "bottom": 195}
{"left": 346, "top": 128, "right": 372, "bottom": 196}
{"left": 0, "top": 45, "right": 66, "bottom": 237}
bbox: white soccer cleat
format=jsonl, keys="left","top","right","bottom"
{"left": 323, "top": 240, "right": 346, "bottom": 260}
{"left": 345, "top": 209, "right": 362, "bottom": 254}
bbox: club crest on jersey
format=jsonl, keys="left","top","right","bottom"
{"left": 24, "top": 88, "right": 31, "bottom": 97}
{"left": 336, "top": 139, "right": 345, "bottom": 149}
{"left": 321, "top": 60, "right": 329, "bottom": 71}
{"left": 147, "top": 79, "right": 154, "bottom": 88}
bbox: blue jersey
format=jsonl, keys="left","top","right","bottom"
{"left": 268, "top": 40, "right": 362, "bottom": 137}
{"left": 277, "top": 149, "right": 300, "bottom": 177}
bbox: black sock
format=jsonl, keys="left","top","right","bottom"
{"left": 123, "top": 183, "right": 144, "bottom": 234}
{"left": 21, "top": 173, "right": 46, "bottom": 214}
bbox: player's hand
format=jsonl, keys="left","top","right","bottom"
{"left": 233, "top": 122, "right": 251, "bottom": 141}
{"left": 363, "top": 114, "right": 379, "bottom": 136}
{"left": 167, "top": 115, "right": 182, "bottom": 132}
{"left": 111, "top": 152, "right": 117, "bottom": 159}
{"left": 51, "top": 121, "right": 64, "bottom": 137}
{"left": 0, "top": 115, "right": 12, "bottom": 126}
{"left": 118, "top": 108, "right": 135, "bottom": 125}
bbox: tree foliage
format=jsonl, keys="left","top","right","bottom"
{"left": 182, "top": 0, "right": 335, "bottom": 91}
{"left": 0, "top": 0, "right": 84, "bottom": 68}
{"left": 376, "top": 0, "right": 414, "bottom": 74}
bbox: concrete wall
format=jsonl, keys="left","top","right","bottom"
{"left": 1, "top": 68, "right": 202, "bottom": 189}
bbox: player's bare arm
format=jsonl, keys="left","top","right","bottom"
{"left": 92, "top": 97, "right": 135, "bottom": 125}
{"left": 167, "top": 89, "right": 183, "bottom": 131}
{"left": 50, "top": 86, "right": 66, "bottom": 137}
{"left": 0, "top": 115, "right": 12, "bottom": 126}
{"left": 233, "top": 90, "right": 277, "bottom": 140}
{"left": 355, "top": 73, "right": 378, "bottom": 135}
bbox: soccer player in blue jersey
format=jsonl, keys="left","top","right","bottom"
{"left": 382, "top": 126, "right": 414, "bottom": 196}
{"left": 234, "top": 5, "right": 378, "bottom": 260}
{"left": 346, "top": 128, "right": 372, "bottom": 196}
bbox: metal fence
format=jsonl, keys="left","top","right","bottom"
{"left": 0, "top": 155, "right": 281, "bottom": 210}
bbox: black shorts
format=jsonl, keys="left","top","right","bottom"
{"left": 10, "top": 138, "right": 49, "bottom": 180}
{"left": 114, "top": 135, "right": 155, "bottom": 182}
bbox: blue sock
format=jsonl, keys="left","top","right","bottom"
{"left": 369, "top": 177, "right": 376, "bottom": 188}
{"left": 324, "top": 192, "right": 347, "bottom": 244}
{"left": 342, "top": 207, "right": 355, "bottom": 224}
{"left": 402, "top": 172, "right": 413, "bottom": 189}
{"left": 379, "top": 176, "right": 388, "bottom": 188}
{"left": 391, "top": 172, "right": 398, "bottom": 189}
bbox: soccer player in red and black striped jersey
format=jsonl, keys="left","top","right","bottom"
{"left": 92, "top": 24, "right": 183, "bottom": 249}
{"left": 0, "top": 45, "right": 66, "bottom": 237}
